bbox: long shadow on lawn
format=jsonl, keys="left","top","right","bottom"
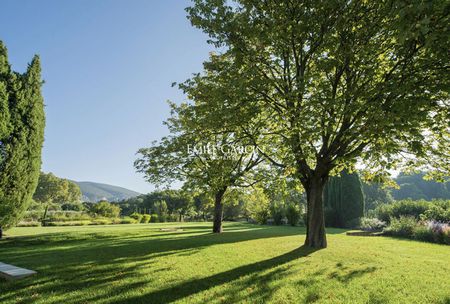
{"left": 113, "top": 245, "right": 320, "bottom": 304}
{"left": 0, "top": 224, "right": 347, "bottom": 303}
{"left": 0, "top": 224, "right": 307, "bottom": 302}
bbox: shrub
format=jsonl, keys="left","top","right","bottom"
{"left": 111, "top": 218, "right": 123, "bottom": 224}
{"left": 246, "top": 187, "right": 270, "bottom": 225}
{"left": 374, "top": 204, "right": 393, "bottom": 223}
{"left": 445, "top": 229, "right": 450, "bottom": 245}
{"left": 90, "top": 219, "right": 111, "bottom": 225}
{"left": 413, "top": 225, "right": 435, "bottom": 243}
{"left": 120, "top": 217, "right": 138, "bottom": 224}
{"left": 44, "top": 211, "right": 92, "bottom": 222}
{"left": 375, "top": 200, "right": 430, "bottom": 223}
{"left": 384, "top": 216, "right": 418, "bottom": 237}
{"left": 45, "top": 220, "right": 91, "bottom": 226}
{"left": 420, "top": 205, "right": 450, "bottom": 223}
{"left": 375, "top": 199, "right": 450, "bottom": 225}
{"left": 426, "top": 221, "right": 450, "bottom": 244}
{"left": 167, "top": 214, "right": 178, "bottom": 222}
{"left": 254, "top": 209, "right": 270, "bottom": 225}
{"left": 391, "top": 200, "right": 430, "bottom": 219}
{"left": 17, "top": 221, "right": 41, "bottom": 227}
{"left": 22, "top": 210, "right": 44, "bottom": 222}
{"left": 359, "top": 217, "right": 386, "bottom": 232}
{"left": 150, "top": 214, "right": 159, "bottom": 223}
{"left": 270, "top": 202, "right": 285, "bottom": 225}
{"left": 141, "top": 214, "right": 151, "bottom": 223}
{"left": 61, "top": 202, "right": 85, "bottom": 211}
{"left": 130, "top": 212, "right": 143, "bottom": 223}
{"left": 286, "top": 203, "right": 301, "bottom": 226}
{"left": 90, "top": 201, "right": 121, "bottom": 218}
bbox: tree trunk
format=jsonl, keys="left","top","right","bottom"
{"left": 304, "top": 177, "right": 327, "bottom": 248}
{"left": 212, "top": 187, "right": 227, "bottom": 233}
{"left": 0, "top": 226, "right": 2, "bottom": 239}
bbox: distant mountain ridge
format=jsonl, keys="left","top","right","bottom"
{"left": 73, "top": 181, "right": 141, "bottom": 202}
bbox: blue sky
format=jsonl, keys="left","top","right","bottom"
{"left": 0, "top": 0, "right": 212, "bottom": 193}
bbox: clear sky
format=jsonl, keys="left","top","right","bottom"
{"left": 0, "top": 0, "right": 212, "bottom": 193}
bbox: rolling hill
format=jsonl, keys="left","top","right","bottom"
{"left": 74, "top": 181, "right": 141, "bottom": 202}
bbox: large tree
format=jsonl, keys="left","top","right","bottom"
{"left": 186, "top": 0, "right": 449, "bottom": 247}
{"left": 0, "top": 41, "right": 45, "bottom": 236}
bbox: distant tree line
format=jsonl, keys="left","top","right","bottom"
{"left": 116, "top": 171, "right": 364, "bottom": 228}
{"left": 391, "top": 172, "right": 450, "bottom": 201}
{"left": 115, "top": 171, "right": 448, "bottom": 229}
{"left": 362, "top": 172, "right": 450, "bottom": 210}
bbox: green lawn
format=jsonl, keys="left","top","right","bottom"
{"left": 0, "top": 222, "right": 449, "bottom": 304}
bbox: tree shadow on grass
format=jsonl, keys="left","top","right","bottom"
{"left": 0, "top": 223, "right": 312, "bottom": 303}
{"left": 0, "top": 223, "right": 351, "bottom": 303}
{"left": 0, "top": 224, "right": 306, "bottom": 261}
{"left": 113, "top": 245, "right": 320, "bottom": 304}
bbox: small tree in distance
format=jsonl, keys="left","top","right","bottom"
{"left": 90, "top": 201, "right": 121, "bottom": 218}
{"left": 136, "top": 100, "right": 266, "bottom": 233}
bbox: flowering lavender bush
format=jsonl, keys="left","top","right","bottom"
{"left": 426, "top": 220, "right": 449, "bottom": 233}
{"left": 425, "top": 221, "right": 450, "bottom": 244}
{"left": 393, "top": 220, "right": 450, "bottom": 244}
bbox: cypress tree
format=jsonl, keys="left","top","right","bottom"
{"left": 0, "top": 41, "right": 45, "bottom": 236}
{"left": 324, "top": 170, "right": 365, "bottom": 228}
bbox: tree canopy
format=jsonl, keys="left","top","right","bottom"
{"left": 33, "top": 172, "right": 82, "bottom": 210}
{"left": 184, "top": 0, "right": 449, "bottom": 247}
{"left": 135, "top": 98, "right": 266, "bottom": 232}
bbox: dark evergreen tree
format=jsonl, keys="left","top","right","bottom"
{"left": 0, "top": 41, "right": 45, "bottom": 236}
{"left": 324, "top": 170, "right": 364, "bottom": 228}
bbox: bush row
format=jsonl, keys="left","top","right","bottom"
{"left": 38, "top": 217, "right": 139, "bottom": 226}
{"left": 384, "top": 216, "right": 450, "bottom": 245}
{"left": 254, "top": 202, "right": 303, "bottom": 226}
{"left": 359, "top": 199, "right": 450, "bottom": 245}
{"left": 23, "top": 210, "right": 108, "bottom": 222}
{"left": 373, "top": 199, "right": 450, "bottom": 223}
{"left": 129, "top": 212, "right": 179, "bottom": 223}
{"left": 18, "top": 212, "right": 188, "bottom": 227}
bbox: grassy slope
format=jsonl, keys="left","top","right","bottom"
{"left": 0, "top": 223, "right": 449, "bottom": 304}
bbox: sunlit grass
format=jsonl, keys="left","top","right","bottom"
{"left": 0, "top": 222, "right": 449, "bottom": 303}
